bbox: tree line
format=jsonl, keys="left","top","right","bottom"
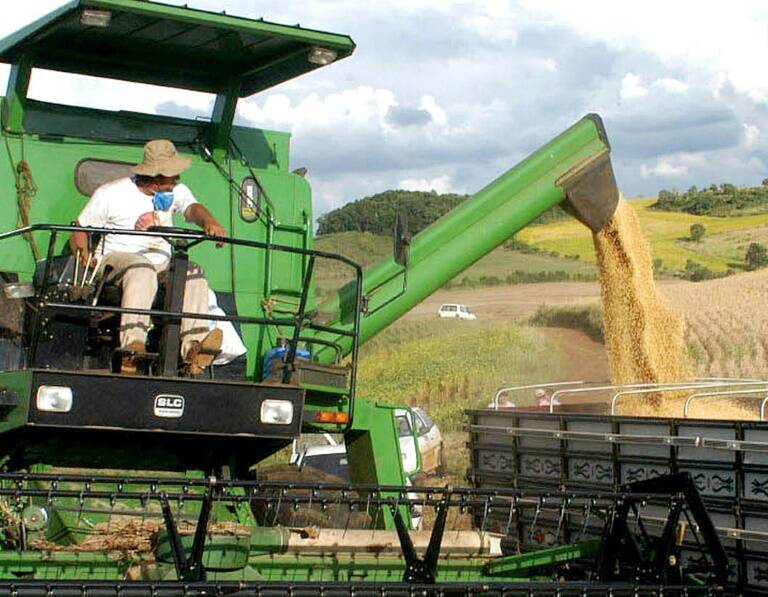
{"left": 652, "top": 180, "right": 768, "bottom": 216}
{"left": 317, "top": 189, "right": 569, "bottom": 236}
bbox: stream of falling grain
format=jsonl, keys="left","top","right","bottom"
{"left": 592, "top": 196, "right": 754, "bottom": 419}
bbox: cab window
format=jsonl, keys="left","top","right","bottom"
{"left": 414, "top": 414, "right": 427, "bottom": 436}
{"left": 395, "top": 414, "right": 413, "bottom": 437}
{"left": 417, "top": 409, "right": 435, "bottom": 431}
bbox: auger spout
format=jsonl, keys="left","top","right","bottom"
{"left": 313, "top": 114, "right": 619, "bottom": 363}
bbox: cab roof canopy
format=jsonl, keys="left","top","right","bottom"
{"left": 0, "top": 0, "right": 355, "bottom": 97}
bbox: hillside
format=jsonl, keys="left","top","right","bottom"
{"left": 316, "top": 189, "right": 568, "bottom": 236}
{"left": 314, "top": 231, "right": 596, "bottom": 298}
{"left": 517, "top": 198, "right": 768, "bottom": 272}
{"left": 317, "top": 190, "right": 468, "bottom": 236}
{"left": 314, "top": 197, "right": 768, "bottom": 295}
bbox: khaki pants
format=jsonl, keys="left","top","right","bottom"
{"left": 99, "top": 252, "right": 210, "bottom": 359}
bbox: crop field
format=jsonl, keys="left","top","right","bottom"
{"left": 355, "top": 318, "right": 559, "bottom": 431}
{"left": 517, "top": 198, "right": 768, "bottom": 272}
{"left": 509, "top": 271, "right": 768, "bottom": 386}
{"left": 662, "top": 269, "right": 768, "bottom": 380}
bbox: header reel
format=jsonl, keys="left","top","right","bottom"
{"left": 0, "top": 472, "right": 728, "bottom": 596}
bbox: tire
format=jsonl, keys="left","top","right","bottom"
{"left": 252, "top": 464, "right": 371, "bottom": 529}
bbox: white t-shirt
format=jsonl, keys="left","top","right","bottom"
{"left": 77, "top": 177, "right": 198, "bottom": 265}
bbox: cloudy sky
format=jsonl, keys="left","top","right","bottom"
{"left": 1, "top": 1, "right": 767, "bottom": 217}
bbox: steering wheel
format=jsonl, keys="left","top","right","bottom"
{"left": 146, "top": 226, "right": 205, "bottom": 250}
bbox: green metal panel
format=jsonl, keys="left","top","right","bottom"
{"left": 0, "top": 550, "right": 127, "bottom": 580}
{"left": 4, "top": 53, "right": 33, "bottom": 132}
{"left": 0, "top": 0, "right": 355, "bottom": 97}
{"left": 0, "top": 548, "right": 560, "bottom": 583}
{"left": 0, "top": 103, "right": 314, "bottom": 378}
{"left": 313, "top": 114, "right": 614, "bottom": 363}
{"left": 249, "top": 553, "right": 536, "bottom": 583}
{"left": 346, "top": 401, "right": 412, "bottom": 529}
{"left": 483, "top": 541, "right": 600, "bottom": 575}
{"left": 0, "top": 370, "right": 33, "bottom": 433}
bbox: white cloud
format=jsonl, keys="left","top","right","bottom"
{"left": 26, "top": 69, "right": 213, "bottom": 115}
{"left": 419, "top": 95, "right": 447, "bottom": 126}
{"left": 537, "top": 57, "right": 558, "bottom": 73}
{"left": 238, "top": 87, "right": 397, "bottom": 132}
{"left": 518, "top": 0, "right": 768, "bottom": 103}
{"left": 459, "top": 1, "right": 522, "bottom": 43}
{"left": 396, "top": 175, "right": 454, "bottom": 193}
{"left": 641, "top": 159, "right": 689, "bottom": 178}
{"left": 620, "top": 74, "right": 648, "bottom": 100}
{"left": 655, "top": 77, "right": 688, "bottom": 94}
{"left": 743, "top": 123, "right": 760, "bottom": 147}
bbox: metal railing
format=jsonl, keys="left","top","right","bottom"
{"left": 0, "top": 224, "right": 364, "bottom": 428}
{"left": 610, "top": 380, "right": 768, "bottom": 417}
{"left": 683, "top": 387, "right": 768, "bottom": 419}
{"left": 486, "top": 378, "right": 768, "bottom": 419}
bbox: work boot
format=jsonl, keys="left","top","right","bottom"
{"left": 120, "top": 341, "right": 146, "bottom": 374}
{"left": 184, "top": 329, "right": 223, "bottom": 375}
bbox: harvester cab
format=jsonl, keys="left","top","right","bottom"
{"left": 0, "top": 1, "right": 735, "bottom": 595}
{"left": 0, "top": 0, "right": 369, "bottom": 477}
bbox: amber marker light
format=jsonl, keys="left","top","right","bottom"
{"left": 314, "top": 411, "right": 350, "bottom": 424}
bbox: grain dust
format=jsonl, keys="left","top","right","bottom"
{"left": 593, "top": 197, "right": 691, "bottom": 392}
{"left": 593, "top": 196, "right": 755, "bottom": 420}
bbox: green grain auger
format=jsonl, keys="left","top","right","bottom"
{"left": 0, "top": 1, "right": 729, "bottom": 595}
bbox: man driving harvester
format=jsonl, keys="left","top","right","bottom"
{"left": 69, "top": 139, "right": 227, "bottom": 375}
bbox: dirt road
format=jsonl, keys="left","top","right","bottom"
{"left": 540, "top": 327, "right": 610, "bottom": 383}
{"left": 406, "top": 280, "right": 682, "bottom": 322}
{"left": 405, "top": 281, "right": 602, "bottom": 321}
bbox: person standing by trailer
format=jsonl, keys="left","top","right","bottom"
{"left": 69, "top": 139, "right": 227, "bottom": 374}
{"left": 535, "top": 388, "right": 561, "bottom": 408}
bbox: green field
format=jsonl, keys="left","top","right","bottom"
{"left": 355, "top": 319, "right": 558, "bottom": 431}
{"left": 517, "top": 198, "right": 768, "bottom": 272}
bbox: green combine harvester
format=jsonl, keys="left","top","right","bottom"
{"left": 0, "top": 1, "right": 733, "bottom": 594}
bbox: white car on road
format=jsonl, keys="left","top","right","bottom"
{"left": 438, "top": 303, "right": 477, "bottom": 320}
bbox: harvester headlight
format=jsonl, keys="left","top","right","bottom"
{"left": 36, "top": 386, "right": 73, "bottom": 413}
{"left": 80, "top": 9, "right": 112, "bottom": 28}
{"left": 260, "top": 399, "right": 294, "bottom": 425}
{"left": 308, "top": 47, "right": 338, "bottom": 66}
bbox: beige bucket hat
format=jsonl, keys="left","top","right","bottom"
{"left": 132, "top": 139, "right": 192, "bottom": 177}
